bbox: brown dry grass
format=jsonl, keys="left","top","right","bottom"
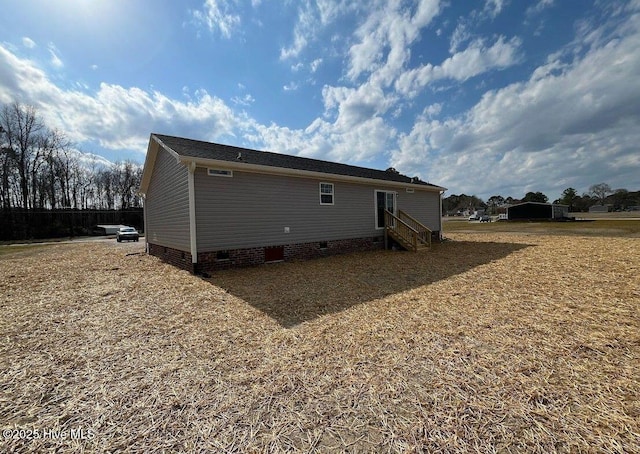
{"left": 0, "top": 233, "right": 638, "bottom": 453}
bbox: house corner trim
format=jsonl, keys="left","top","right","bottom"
{"left": 187, "top": 161, "right": 198, "bottom": 264}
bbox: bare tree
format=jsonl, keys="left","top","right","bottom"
{"left": 0, "top": 101, "right": 146, "bottom": 239}
{"left": 0, "top": 102, "right": 47, "bottom": 210}
{"left": 77, "top": 156, "right": 97, "bottom": 209}
{"left": 0, "top": 135, "right": 17, "bottom": 210}
{"left": 96, "top": 167, "right": 116, "bottom": 209}
{"left": 30, "top": 129, "right": 70, "bottom": 209}
{"left": 113, "top": 160, "right": 141, "bottom": 209}
{"left": 589, "top": 183, "right": 612, "bottom": 205}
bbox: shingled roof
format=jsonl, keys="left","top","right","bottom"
{"left": 152, "top": 134, "right": 443, "bottom": 189}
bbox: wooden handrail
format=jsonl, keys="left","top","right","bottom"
{"left": 398, "top": 210, "right": 431, "bottom": 248}
{"left": 384, "top": 210, "right": 421, "bottom": 251}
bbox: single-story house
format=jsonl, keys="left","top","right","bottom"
{"left": 507, "top": 202, "right": 569, "bottom": 220}
{"left": 139, "top": 134, "right": 445, "bottom": 273}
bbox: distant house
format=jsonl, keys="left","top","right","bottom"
{"left": 139, "top": 134, "right": 445, "bottom": 273}
{"left": 507, "top": 202, "right": 569, "bottom": 220}
{"left": 589, "top": 205, "right": 611, "bottom": 213}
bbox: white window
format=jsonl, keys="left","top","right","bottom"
{"left": 320, "top": 183, "right": 334, "bottom": 205}
{"left": 208, "top": 168, "right": 233, "bottom": 177}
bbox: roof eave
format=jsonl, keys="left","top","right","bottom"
{"left": 138, "top": 136, "right": 158, "bottom": 195}
{"left": 177, "top": 155, "right": 445, "bottom": 192}
{"left": 139, "top": 134, "right": 182, "bottom": 195}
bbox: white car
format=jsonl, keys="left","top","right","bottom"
{"left": 116, "top": 227, "right": 139, "bottom": 242}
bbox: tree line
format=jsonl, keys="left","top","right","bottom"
{"left": 444, "top": 184, "right": 640, "bottom": 216}
{"left": 0, "top": 102, "right": 142, "bottom": 211}
{"left": 0, "top": 102, "right": 143, "bottom": 240}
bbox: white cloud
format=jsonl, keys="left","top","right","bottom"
{"left": 310, "top": 58, "right": 323, "bottom": 73}
{"left": 413, "top": 0, "right": 443, "bottom": 27}
{"left": 191, "top": 0, "right": 240, "bottom": 38}
{"left": 22, "top": 37, "right": 36, "bottom": 49}
{"left": 450, "top": 1, "right": 513, "bottom": 54}
{"left": 70, "top": 148, "right": 114, "bottom": 169}
{"left": 368, "top": 1, "right": 442, "bottom": 87}
{"left": 243, "top": 123, "right": 306, "bottom": 156}
{"left": 0, "top": 37, "right": 393, "bottom": 168}
{"left": 3, "top": 2, "right": 638, "bottom": 204}
{"left": 280, "top": 1, "right": 316, "bottom": 60}
{"left": 0, "top": 44, "right": 240, "bottom": 152}
{"left": 281, "top": 0, "right": 443, "bottom": 80}
{"left": 346, "top": 0, "right": 443, "bottom": 85}
{"left": 48, "top": 43, "right": 63, "bottom": 69}
{"left": 424, "top": 103, "right": 442, "bottom": 118}
{"left": 271, "top": 0, "right": 443, "bottom": 166}
{"left": 526, "top": 0, "right": 554, "bottom": 16}
{"left": 347, "top": 5, "right": 398, "bottom": 81}
{"left": 322, "top": 82, "right": 396, "bottom": 129}
{"left": 391, "top": 11, "right": 640, "bottom": 199}
{"left": 484, "top": 0, "right": 508, "bottom": 18}
{"left": 315, "top": 0, "right": 356, "bottom": 25}
{"left": 243, "top": 86, "right": 399, "bottom": 165}
{"left": 395, "top": 36, "right": 522, "bottom": 97}
{"left": 231, "top": 93, "right": 255, "bottom": 106}
{"left": 449, "top": 21, "right": 471, "bottom": 53}
{"left": 246, "top": 113, "right": 395, "bottom": 164}
{"left": 280, "top": 32, "right": 308, "bottom": 61}
{"left": 313, "top": 115, "right": 395, "bottom": 162}
{"left": 279, "top": 0, "right": 358, "bottom": 61}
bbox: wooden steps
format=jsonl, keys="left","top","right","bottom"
{"left": 384, "top": 210, "right": 431, "bottom": 252}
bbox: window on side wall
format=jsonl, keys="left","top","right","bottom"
{"left": 320, "top": 182, "right": 334, "bottom": 205}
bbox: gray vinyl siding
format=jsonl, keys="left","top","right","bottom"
{"left": 194, "top": 168, "right": 440, "bottom": 251}
{"left": 145, "top": 148, "right": 190, "bottom": 251}
{"left": 397, "top": 190, "right": 442, "bottom": 232}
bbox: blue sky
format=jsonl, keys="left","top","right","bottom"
{"left": 1, "top": 0, "right": 639, "bottom": 201}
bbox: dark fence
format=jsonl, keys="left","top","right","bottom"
{"left": 0, "top": 208, "right": 144, "bottom": 241}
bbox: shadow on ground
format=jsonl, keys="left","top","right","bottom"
{"left": 207, "top": 239, "right": 533, "bottom": 328}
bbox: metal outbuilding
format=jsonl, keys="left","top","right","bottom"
{"left": 507, "top": 202, "right": 569, "bottom": 220}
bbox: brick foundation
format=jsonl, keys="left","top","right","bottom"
{"left": 148, "top": 233, "right": 442, "bottom": 274}
{"left": 148, "top": 236, "right": 385, "bottom": 274}
{"left": 198, "top": 236, "right": 385, "bottom": 273}
{"left": 198, "top": 246, "right": 266, "bottom": 271}
{"left": 148, "top": 243, "right": 195, "bottom": 273}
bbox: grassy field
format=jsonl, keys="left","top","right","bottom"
{"left": 444, "top": 218, "right": 640, "bottom": 237}
{"left": 0, "top": 229, "right": 638, "bottom": 452}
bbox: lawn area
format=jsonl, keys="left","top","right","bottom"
{"left": 444, "top": 218, "right": 640, "bottom": 237}
{"left": 0, "top": 232, "right": 638, "bottom": 452}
